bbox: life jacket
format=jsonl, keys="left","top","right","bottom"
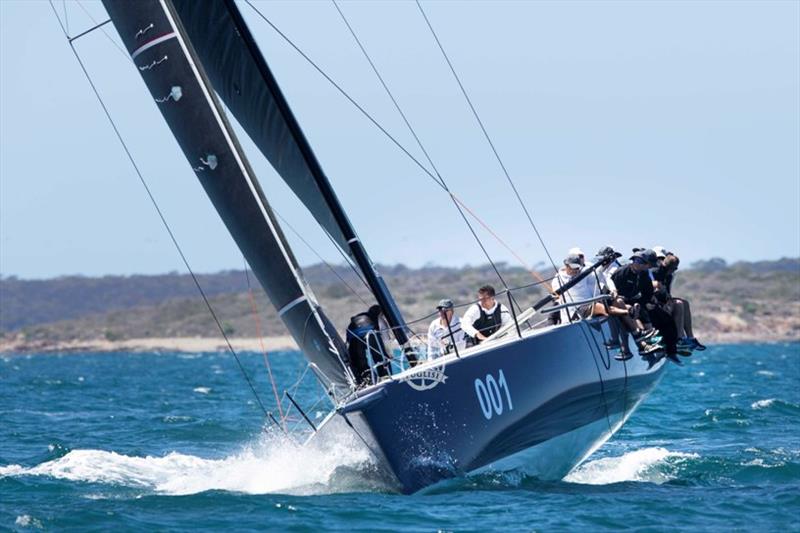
{"left": 471, "top": 304, "right": 503, "bottom": 343}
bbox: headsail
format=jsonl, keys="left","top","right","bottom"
{"left": 169, "top": 0, "right": 410, "bottom": 345}
{"left": 101, "top": 0, "right": 353, "bottom": 391}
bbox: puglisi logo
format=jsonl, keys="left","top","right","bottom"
{"left": 400, "top": 361, "right": 448, "bottom": 391}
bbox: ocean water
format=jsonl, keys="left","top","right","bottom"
{"left": 1, "top": 343, "right": 798, "bottom": 531}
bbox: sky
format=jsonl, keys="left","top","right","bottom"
{"left": 1, "top": 0, "right": 798, "bottom": 280}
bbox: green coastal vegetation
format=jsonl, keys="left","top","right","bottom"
{"left": 1, "top": 258, "right": 797, "bottom": 352}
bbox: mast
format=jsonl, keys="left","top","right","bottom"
{"left": 171, "top": 0, "right": 409, "bottom": 345}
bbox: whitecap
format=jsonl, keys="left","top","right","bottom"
{"left": 756, "top": 370, "right": 776, "bottom": 377}
{"left": 14, "top": 514, "right": 42, "bottom": 529}
{"left": 564, "top": 447, "right": 698, "bottom": 485}
{"left": 0, "top": 418, "right": 377, "bottom": 496}
{"left": 193, "top": 387, "right": 211, "bottom": 395}
{"left": 751, "top": 399, "right": 776, "bottom": 410}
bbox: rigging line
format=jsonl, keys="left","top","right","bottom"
{"left": 331, "top": 0, "right": 441, "bottom": 188}
{"left": 274, "top": 211, "right": 371, "bottom": 303}
{"left": 62, "top": 0, "right": 68, "bottom": 36}
{"left": 330, "top": 0, "right": 510, "bottom": 292}
{"left": 243, "top": 258, "right": 286, "bottom": 427}
{"left": 320, "top": 228, "right": 371, "bottom": 293}
{"left": 415, "top": 0, "right": 559, "bottom": 276}
{"left": 48, "top": 0, "right": 67, "bottom": 38}
{"left": 68, "top": 19, "right": 113, "bottom": 44}
{"left": 245, "top": 1, "right": 538, "bottom": 286}
{"left": 59, "top": 29, "right": 270, "bottom": 418}
{"left": 75, "top": 0, "right": 132, "bottom": 63}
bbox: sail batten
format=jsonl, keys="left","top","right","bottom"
{"left": 101, "top": 0, "right": 352, "bottom": 391}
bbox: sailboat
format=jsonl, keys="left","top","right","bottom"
{"left": 72, "top": 0, "right": 667, "bottom": 494}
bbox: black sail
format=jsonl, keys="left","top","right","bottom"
{"left": 170, "top": 0, "right": 410, "bottom": 344}
{"left": 101, "top": 0, "right": 352, "bottom": 391}
{"left": 171, "top": 0, "right": 349, "bottom": 254}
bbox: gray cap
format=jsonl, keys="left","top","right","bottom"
{"left": 436, "top": 298, "right": 454, "bottom": 310}
{"left": 630, "top": 249, "right": 658, "bottom": 266}
{"left": 564, "top": 254, "right": 583, "bottom": 269}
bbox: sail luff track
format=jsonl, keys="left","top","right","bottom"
{"left": 101, "top": 0, "right": 353, "bottom": 391}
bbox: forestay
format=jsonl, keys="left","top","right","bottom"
{"left": 101, "top": 0, "right": 352, "bottom": 392}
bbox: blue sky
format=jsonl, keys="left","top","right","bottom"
{"left": 1, "top": 0, "right": 798, "bottom": 279}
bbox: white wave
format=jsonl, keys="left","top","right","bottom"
{"left": 0, "top": 419, "right": 377, "bottom": 496}
{"left": 751, "top": 398, "right": 776, "bottom": 410}
{"left": 192, "top": 387, "right": 211, "bottom": 394}
{"left": 14, "top": 515, "right": 43, "bottom": 529}
{"left": 564, "top": 447, "right": 697, "bottom": 485}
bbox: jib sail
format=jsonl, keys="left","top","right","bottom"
{"left": 169, "top": 0, "right": 409, "bottom": 345}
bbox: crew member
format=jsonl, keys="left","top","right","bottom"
{"left": 552, "top": 253, "right": 605, "bottom": 322}
{"left": 651, "top": 251, "right": 706, "bottom": 351}
{"left": 426, "top": 299, "right": 465, "bottom": 358}
{"left": 346, "top": 305, "right": 390, "bottom": 385}
{"left": 461, "top": 285, "right": 512, "bottom": 345}
{"left": 612, "top": 249, "right": 680, "bottom": 362}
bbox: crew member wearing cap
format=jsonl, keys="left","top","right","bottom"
{"left": 426, "top": 299, "right": 465, "bottom": 358}
{"left": 461, "top": 285, "right": 512, "bottom": 345}
{"left": 568, "top": 247, "right": 586, "bottom": 267}
{"left": 595, "top": 246, "right": 623, "bottom": 293}
{"left": 651, "top": 251, "right": 706, "bottom": 352}
{"left": 612, "top": 249, "right": 681, "bottom": 362}
{"left": 552, "top": 253, "right": 604, "bottom": 322}
{"left": 593, "top": 246, "right": 631, "bottom": 355}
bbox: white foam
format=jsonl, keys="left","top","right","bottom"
{"left": 564, "top": 447, "right": 697, "bottom": 485}
{"left": 14, "top": 515, "right": 42, "bottom": 529}
{"left": 192, "top": 387, "right": 211, "bottom": 394}
{"left": 751, "top": 399, "right": 776, "bottom": 410}
{"left": 0, "top": 421, "right": 376, "bottom": 496}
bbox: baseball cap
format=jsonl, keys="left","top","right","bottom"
{"left": 564, "top": 254, "right": 583, "bottom": 269}
{"left": 568, "top": 247, "right": 585, "bottom": 257}
{"left": 629, "top": 249, "right": 658, "bottom": 266}
{"left": 436, "top": 299, "right": 454, "bottom": 310}
{"left": 596, "top": 245, "right": 622, "bottom": 259}
{"left": 653, "top": 246, "right": 670, "bottom": 259}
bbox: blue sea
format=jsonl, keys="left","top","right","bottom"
{"left": 2, "top": 343, "right": 798, "bottom": 531}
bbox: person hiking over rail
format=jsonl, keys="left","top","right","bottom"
{"left": 461, "top": 285, "right": 511, "bottom": 346}
{"left": 650, "top": 248, "right": 706, "bottom": 352}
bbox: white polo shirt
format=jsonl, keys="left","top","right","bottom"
{"left": 427, "top": 315, "right": 465, "bottom": 357}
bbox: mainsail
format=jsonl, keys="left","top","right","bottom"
{"left": 101, "top": 0, "right": 352, "bottom": 390}
{"left": 169, "top": 0, "right": 409, "bottom": 345}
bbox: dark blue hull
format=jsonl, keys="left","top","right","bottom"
{"left": 336, "top": 319, "right": 666, "bottom": 493}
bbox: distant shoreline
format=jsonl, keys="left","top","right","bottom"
{"left": 0, "top": 336, "right": 298, "bottom": 355}
{"left": 1, "top": 332, "right": 796, "bottom": 355}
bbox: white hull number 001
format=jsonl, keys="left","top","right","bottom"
{"left": 474, "top": 369, "right": 513, "bottom": 420}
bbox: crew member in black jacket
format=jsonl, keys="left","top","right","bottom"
{"left": 346, "top": 305, "right": 391, "bottom": 385}
{"left": 612, "top": 249, "right": 680, "bottom": 361}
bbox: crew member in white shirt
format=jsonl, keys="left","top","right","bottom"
{"left": 568, "top": 246, "right": 586, "bottom": 267}
{"left": 426, "top": 299, "right": 465, "bottom": 358}
{"left": 461, "top": 285, "right": 512, "bottom": 345}
{"left": 552, "top": 253, "right": 605, "bottom": 322}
